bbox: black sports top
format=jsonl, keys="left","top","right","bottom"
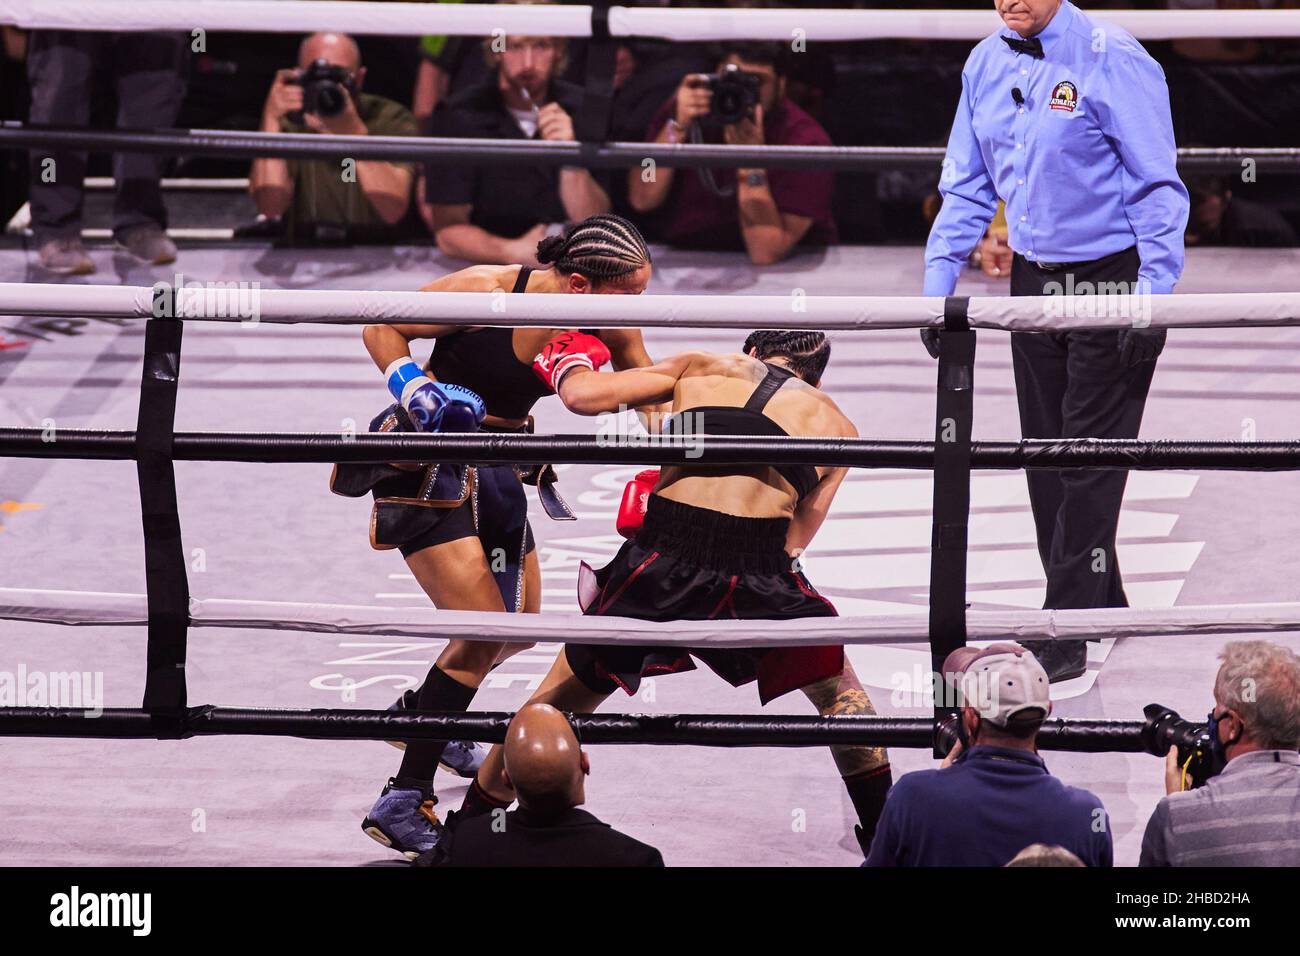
{"left": 666, "top": 363, "right": 821, "bottom": 500}
{"left": 428, "top": 266, "right": 556, "bottom": 420}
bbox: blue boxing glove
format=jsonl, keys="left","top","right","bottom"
{"left": 384, "top": 358, "right": 486, "bottom": 432}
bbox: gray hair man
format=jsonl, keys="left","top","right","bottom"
{"left": 1141, "top": 640, "right": 1300, "bottom": 866}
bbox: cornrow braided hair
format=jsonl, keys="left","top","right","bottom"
{"left": 742, "top": 330, "right": 831, "bottom": 385}
{"left": 535, "top": 214, "right": 652, "bottom": 285}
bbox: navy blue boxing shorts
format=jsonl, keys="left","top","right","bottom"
{"left": 330, "top": 404, "right": 535, "bottom": 612}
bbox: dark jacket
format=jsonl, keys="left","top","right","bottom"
{"left": 418, "top": 807, "right": 664, "bottom": 868}
{"left": 864, "top": 745, "right": 1113, "bottom": 867}
{"left": 424, "top": 78, "right": 607, "bottom": 238}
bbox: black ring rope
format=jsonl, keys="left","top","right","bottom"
{"left": 0, "top": 707, "right": 1148, "bottom": 753}
{"left": 2, "top": 123, "right": 1295, "bottom": 173}
{"left": 3, "top": 428, "right": 1299, "bottom": 471}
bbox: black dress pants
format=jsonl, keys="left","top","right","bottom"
{"left": 1010, "top": 246, "right": 1160, "bottom": 676}
{"left": 1008, "top": 247, "right": 1164, "bottom": 681}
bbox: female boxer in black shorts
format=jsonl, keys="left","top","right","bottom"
{"left": 338, "top": 214, "right": 657, "bottom": 858}
{"left": 457, "top": 330, "right": 893, "bottom": 857}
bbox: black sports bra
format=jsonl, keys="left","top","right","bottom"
{"left": 427, "top": 266, "right": 558, "bottom": 420}
{"left": 665, "top": 363, "right": 821, "bottom": 500}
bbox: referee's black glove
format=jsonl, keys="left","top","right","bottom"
{"left": 920, "top": 328, "right": 942, "bottom": 359}
{"left": 1117, "top": 328, "right": 1166, "bottom": 367}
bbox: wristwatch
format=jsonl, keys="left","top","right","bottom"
{"left": 743, "top": 170, "right": 767, "bottom": 188}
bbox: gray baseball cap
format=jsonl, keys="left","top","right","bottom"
{"left": 942, "top": 642, "right": 1051, "bottom": 727}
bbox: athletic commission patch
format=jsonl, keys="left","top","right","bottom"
{"left": 1050, "top": 80, "right": 1078, "bottom": 112}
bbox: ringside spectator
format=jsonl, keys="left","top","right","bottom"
{"left": 418, "top": 703, "right": 665, "bottom": 867}
{"left": 251, "top": 32, "right": 417, "bottom": 244}
{"left": 1185, "top": 175, "right": 1298, "bottom": 247}
{"left": 411, "top": 1, "right": 492, "bottom": 130}
{"left": 865, "top": 643, "right": 1112, "bottom": 867}
{"left": 1141, "top": 640, "right": 1300, "bottom": 867}
{"left": 1005, "top": 843, "right": 1085, "bottom": 867}
{"left": 27, "top": 29, "right": 189, "bottom": 274}
{"left": 629, "top": 41, "right": 837, "bottom": 265}
{"left": 421, "top": 0, "right": 612, "bottom": 265}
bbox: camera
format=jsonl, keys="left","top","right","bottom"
{"left": 1141, "top": 703, "right": 1224, "bottom": 788}
{"left": 286, "top": 58, "right": 357, "bottom": 123}
{"left": 707, "top": 64, "right": 762, "bottom": 126}
{"left": 933, "top": 712, "right": 963, "bottom": 758}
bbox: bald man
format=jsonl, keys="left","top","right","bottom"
{"left": 251, "top": 32, "right": 418, "bottom": 242}
{"left": 417, "top": 704, "right": 663, "bottom": 867}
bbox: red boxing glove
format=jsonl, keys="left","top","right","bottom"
{"left": 616, "top": 469, "right": 660, "bottom": 539}
{"left": 532, "top": 331, "right": 611, "bottom": 393}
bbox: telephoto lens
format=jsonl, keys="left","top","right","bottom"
{"left": 1141, "top": 703, "right": 1224, "bottom": 788}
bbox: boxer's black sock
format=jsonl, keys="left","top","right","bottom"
{"left": 844, "top": 764, "right": 893, "bottom": 856}
{"left": 394, "top": 665, "right": 477, "bottom": 790}
{"left": 459, "top": 777, "right": 512, "bottom": 819}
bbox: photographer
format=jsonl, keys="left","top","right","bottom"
{"left": 865, "top": 643, "right": 1112, "bottom": 867}
{"left": 628, "top": 42, "right": 836, "bottom": 266}
{"left": 250, "top": 32, "right": 417, "bottom": 243}
{"left": 1141, "top": 640, "right": 1300, "bottom": 867}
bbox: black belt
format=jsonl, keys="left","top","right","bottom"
{"left": 1023, "top": 246, "right": 1136, "bottom": 273}
{"left": 1027, "top": 259, "right": 1088, "bottom": 272}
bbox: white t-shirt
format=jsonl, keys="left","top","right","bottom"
{"left": 509, "top": 107, "right": 539, "bottom": 139}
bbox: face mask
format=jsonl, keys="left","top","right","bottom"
{"left": 1205, "top": 709, "right": 1238, "bottom": 777}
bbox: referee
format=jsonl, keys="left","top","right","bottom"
{"left": 923, "top": 0, "right": 1189, "bottom": 682}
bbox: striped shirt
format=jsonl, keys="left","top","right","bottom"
{"left": 1140, "top": 750, "right": 1300, "bottom": 866}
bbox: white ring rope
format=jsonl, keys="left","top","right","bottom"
{"left": 1, "top": 587, "right": 1298, "bottom": 646}
{"left": 2, "top": 282, "right": 1299, "bottom": 333}
{"left": 1, "top": 2, "right": 1298, "bottom": 41}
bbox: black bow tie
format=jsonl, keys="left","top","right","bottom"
{"left": 1002, "top": 35, "right": 1044, "bottom": 58}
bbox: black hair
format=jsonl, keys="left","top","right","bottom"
{"left": 743, "top": 330, "right": 830, "bottom": 385}
{"left": 1186, "top": 174, "right": 1230, "bottom": 204}
{"left": 709, "top": 40, "right": 789, "bottom": 77}
{"left": 535, "top": 214, "right": 652, "bottom": 286}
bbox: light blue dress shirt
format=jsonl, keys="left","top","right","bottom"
{"left": 923, "top": 0, "right": 1189, "bottom": 297}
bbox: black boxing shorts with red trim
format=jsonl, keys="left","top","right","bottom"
{"left": 565, "top": 495, "right": 842, "bottom": 705}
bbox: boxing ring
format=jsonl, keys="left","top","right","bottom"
{"left": 1, "top": 1, "right": 1299, "bottom": 866}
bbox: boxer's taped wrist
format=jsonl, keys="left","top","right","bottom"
{"left": 553, "top": 354, "right": 594, "bottom": 391}
{"left": 385, "top": 358, "right": 429, "bottom": 404}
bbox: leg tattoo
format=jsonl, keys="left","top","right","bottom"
{"left": 802, "top": 659, "right": 893, "bottom": 855}
{"left": 801, "top": 660, "right": 889, "bottom": 778}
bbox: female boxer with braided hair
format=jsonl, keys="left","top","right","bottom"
{"left": 452, "top": 329, "right": 893, "bottom": 859}
{"left": 338, "top": 214, "right": 656, "bottom": 859}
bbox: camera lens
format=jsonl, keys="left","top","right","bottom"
{"left": 314, "top": 83, "right": 346, "bottom": 118}
{"left": 934, "top": 713, "right": 961, "bottom": 756}
{"left": 716, "top": 92, "right": 742, "bottom": 124}
{"left": 1141, "top": 703, "right": 1223, "bottom": 788}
